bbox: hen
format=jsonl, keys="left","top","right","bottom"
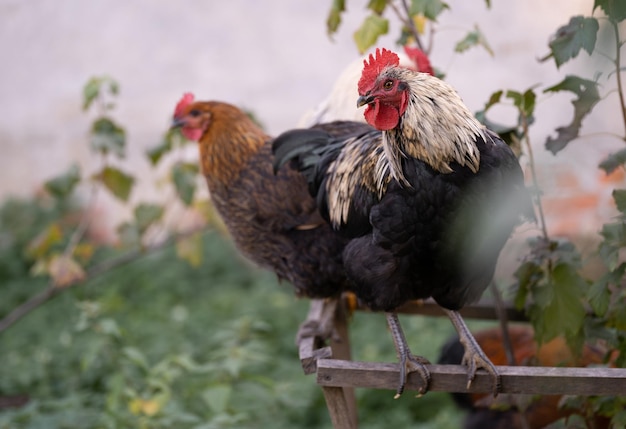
{"left": 171, "top": 96, "right": 366, "bottom": 337}
{"left": 273, "top": 48, "right": 534, "bottom": 396}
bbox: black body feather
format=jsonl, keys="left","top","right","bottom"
{"left": 273, "top": 122, "right": 533, "bottom": 312}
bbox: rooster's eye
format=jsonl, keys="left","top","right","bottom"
{"left": 383, "top": 80, "right": 394, "bottom": 90}
{"left": 189, "top": 109, "right": 201, "bottom": 117}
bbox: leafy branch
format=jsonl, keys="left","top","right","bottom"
{"left": 0, "top": 224, "right": 208, "bottom": 334}
{"left": 327, "top": 0, "right": 491, "bottom": 59}
{"left": 0, "top": 77, "right": 217, "bottom": 335}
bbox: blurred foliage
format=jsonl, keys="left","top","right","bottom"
{"left": 0, "top": 197, "right": 462, "bottom": 428}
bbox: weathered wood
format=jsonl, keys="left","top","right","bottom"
{"left": 317, "top": 360, "right": 626, "bottom": 396}
{"left": 298, "top": 299, "right": 333, "bottom": 375}
{"left": 329, "top": 300, "right": 358, "bottom": 428}
{"left": 322, "top": 386, "right": 357, "bottom": 429}
{"left": 390, "top": 299, "right": 528, "bottom": 322}
{"left": 299, "top": 336, "right": 332, "bottom": 375}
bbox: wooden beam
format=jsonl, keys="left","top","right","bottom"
{"left": 322, "top": 386, "right": 357, "bottom": 429}
{"left": 389, "top": 299, "right": 528, "bottom": 322}
{"left": 316, "top": 359, "right": 626, "bottom": 396}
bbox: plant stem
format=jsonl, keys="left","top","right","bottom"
{"left": 389, "top": 0, "right": 426, "bottom": 53}
{"left": 0, "top": 226, "right": 209, "bottom": 335}
{"left": 611, "top": 21, "right": 626, "bottom": 141}
{"left": 521, "top": 115, "right": 549, "bottom": 240}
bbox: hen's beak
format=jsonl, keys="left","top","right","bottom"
{"left": 357, "top": 94, "right": 374, "bottom": 108}
{"left": 171, "top": 117, "right": 186, "bottom": 128}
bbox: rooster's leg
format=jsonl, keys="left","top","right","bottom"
{"left": 443, "top": 308, "right": 501, "bottom": 396}
{"left": 385, "top": 312, "right": 430, "bottom": 398}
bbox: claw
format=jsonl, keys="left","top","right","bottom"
{"left": 386, "top": 312, "right": 431, "bottom": 397}
{"left": 444, "top": 308, "right": 502, "bottom": 396}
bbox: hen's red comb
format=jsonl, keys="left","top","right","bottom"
{"left": 357, "top": 48, "right": 400, "bottom": 95}
{"left": 174, "top": 92, "right": 195, "bottom": 118}
{"left": 403, "top": 46, "right": 434, "bottom": 76}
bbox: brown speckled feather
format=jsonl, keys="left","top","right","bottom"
{"left": 193, "top": 102, "right": 350, "bottom": 298}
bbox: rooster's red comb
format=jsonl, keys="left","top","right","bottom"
{"left": 174, "top": 92, "right": 195, "bottom": 118}
{"left": 358, "top": 48, "right": 400, "bottom": 95}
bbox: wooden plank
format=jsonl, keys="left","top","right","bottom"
{"left": 322, "top": 386, "right": 357, "bottom": 429}
{"left": 317, "top": 360, "right": 626, "bottom": 396}
{"left": 299, "top": 336, "right": 332, "bottom": 375}
{"left": 298, "top": 299, "right": 334, "bottom": 375}
{"left": 388, "top": 299, "right": 528, "bottom": 322}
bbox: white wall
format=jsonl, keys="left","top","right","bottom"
{"left": 0, "top": 0, "right": 620, "bottom": 240}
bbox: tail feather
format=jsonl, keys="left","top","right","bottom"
{"left": 272, "top": 129, "right": 331, "bottom": 175}
{"left": 272, "top": 128, "right": 344, "bottom": 198}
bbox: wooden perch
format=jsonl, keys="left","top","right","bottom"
{"left": 316, "top": 360, "right": 626, "bottom": 396}
{"left": 296, "top": 297, "right": 626, "bottom": 429}
{"left": 392, "top": 298, "right": 528, "bottom": 321}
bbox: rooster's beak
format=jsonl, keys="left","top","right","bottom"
{"left": 356, "top": 94, "right": 374, "bottom": 108}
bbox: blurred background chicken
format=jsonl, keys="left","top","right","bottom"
{"left": 438, "top": 325, "right": 613, "bottom": 429}
{"left": 170, "top": 95, "right": 356, "bottom": 337}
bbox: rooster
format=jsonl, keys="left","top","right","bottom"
{"left": 273, "top": 48, "right": 534, "bottom": 397}
{"left": 170, "top": 95, "right": 366, "bottom": 338}
{"left": 438, "top": 326, "right": 612, "bottom": 429}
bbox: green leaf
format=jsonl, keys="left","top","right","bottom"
{"left": 172, "top": 162, "right": 199, "bottom": 206}
{"left": 82, "top": 76, "right": 120, "bottom": 111}
{"left": 539, "top": 262, "right": 587, "bottom": 343}
{"left": 123, "top": 347, "right": 151, "bottom": 372}
{"left": 27, "top": 223, "right": 63, "bottom": 259}
{"left": 611, "top": 409, "right": 626, "bottom": 428}
{"left": 513, "top": 260, "right": 542, "bottom": 309}
{"left": 367, "top": 0, "right": 387, "bottom": 14}
{"left": 95, "top": 166, "right": 135, "bottom": 202}
{"left": 202, "top": 384, "right": 232, "bottom": 414}
{"left": 327, "top": 0, "right": 346, "bottom": 36}
{"left": 134, "top": 203, "right": 164, "bottom": 234}
{"left": 83, "top": 78, "right": 101, "bottom": 111}
{"left": 117, "top": 222, "right": 141, "bottom": 247}
{"left": 594, "top": 0, "right": 626, "bottom": 22}
{"left": 176, "top": 233, "right": 203, "bottom": 267}
{"left": 91, "top": 117, "right": 126, "bottom": 158}
{"left": 589, "top": 274, "right": 612, "bottom": 317}
{"left": 613, "top": 189, "right": 626, "bottom": 214}
{"left": 483, "top": 90, "right": 503, "bottom": 111}
{"left": 353, "top": 14, "right": 389, "bottom": 54}
{"left": 455, "top": 25, "right": 493, "bottom": 56}
{"left": 543, "top": 75, "right": 600, "bottom": 154}
{"left": 599, "top": 222, "right": 626, "bottom": 270}
{"left": 599, "top": 148, "right": 626, "bottom": 174}
{"left": 541, "top": 16, "right": 599, "bottom": 68}
{"left": 147, "top": 128, "right": 188, "bottom": 166}
{"left": 409, "top": 0, "right": 449, "bottom": 21}
{"left": 506, "top": 88, "right": 536, "bottom": 119}
{"left": 474, "top": 90, "right": 521, "bottom": 147}
{"left": 45, "top": 164, "right": 81, "bottom": 199}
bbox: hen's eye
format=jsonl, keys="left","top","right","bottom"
{"left": 189, "top": 109, "right": 201, "bottom": 117}
{"left": 383, "top": 80, "right": 394, "bottom": 90}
